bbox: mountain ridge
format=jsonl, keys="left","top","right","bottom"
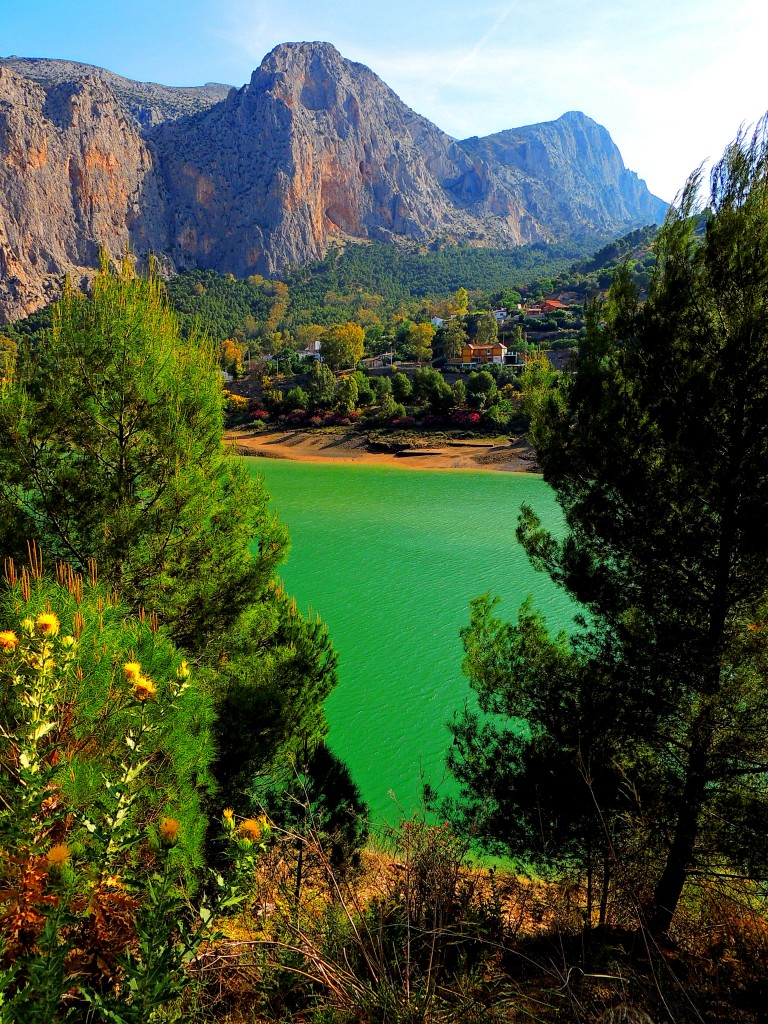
{"left": 0, "top": 42, "right": 668, "bottom": 321}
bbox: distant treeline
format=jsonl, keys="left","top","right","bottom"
{"left": 2, "top": 227, "right": 660, "bottom": 353}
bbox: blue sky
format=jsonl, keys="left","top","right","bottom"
{"left": 3, "top": 0, "right": 766, "bottom": 202}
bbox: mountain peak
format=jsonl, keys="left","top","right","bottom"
{"left": 261, "top": 40, "right": 344, "bottom": 65}
{"left": 0, "top": 42, "right": 669, "bottom": 321}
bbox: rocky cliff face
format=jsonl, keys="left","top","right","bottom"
{"left": 459, "top": 111, "right": 668, "bottom": 239}
{"left": 0, "top": 43, "right": 668, "bottom": 321}
{"left": 0, "top": 66, "right": 165, "bottom": 319}
{"left": 150, "top": 42, "right": 540, "bottom": 277}
{"left": 0, "top": 57, "right": 231, "bottom": 128}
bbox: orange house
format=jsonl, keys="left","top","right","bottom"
{"left": 459, "top": 341, "right": 508, "bottom": 365}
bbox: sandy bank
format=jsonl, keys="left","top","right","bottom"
{"left": 226, "top": 428, "right": 538, "bottom": 473}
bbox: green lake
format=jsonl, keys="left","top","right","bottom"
{"left": 247, "top": 458, "right": 574, "bottom": 824}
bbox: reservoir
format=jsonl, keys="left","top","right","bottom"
{"left": 248, "top": 458, "right": 574, "bottom": 823}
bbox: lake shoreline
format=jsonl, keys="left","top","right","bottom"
{"left": 227, "top": 427, "right": 539, "bottom": 473}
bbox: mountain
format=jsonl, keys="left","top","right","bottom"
{"left": 0, "top": 56, "right": 231, "bottom": 127}
{"left": 0, "top": 42, "right": 668, "bottom": 322}
{"left": 461, "top": 110, "right": 667, "bottom": 241}
{"left": 0, "top": 66, "right": 163, "bottom": 318}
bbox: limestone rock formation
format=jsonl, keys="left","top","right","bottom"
{"left": 460, "top": 111, "right": 668, "bottom": 240}
{"left": 150, "top": 41, "right": 537, "bottom": 277}
{"left": 0, "top": 57, "right": 231, "bottom": 127}
{"left": 0, "top": 66, "right": 164, "bottom": 319}
{"left": 0, "top": 43, "right": 669, "bottom": 321}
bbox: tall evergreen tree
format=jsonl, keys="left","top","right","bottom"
{"left": 448, "top": 119, "right": 768, "bottom": 932}
{"left": 0, "top": 256, "right": 284, "bottom": 650}
{"left": 0, "top": 257, "right": 338, "bottom": 809}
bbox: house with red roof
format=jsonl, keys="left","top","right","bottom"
{"left": 457, "top": 341, "right": 508, "bottom": 365}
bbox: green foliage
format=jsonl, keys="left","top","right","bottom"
{"left": 320, "top": 322, "right": 365, "bottom": 371}
{"left": 439, "top": 317, "right": 468, "bottom": 360}
{"left": 0, "top": 258, "right": 287, "bottom": 654}
{"left": 260, "top": 741, "right": 369, "bottom": 876}
{"left": 284, "top": 240, "right": 588, "bottom": 327}
{"left": 0, "top": 559, "right": 259, "bottom": 1020}
{"left": 0, "top": 563, "right": 215, "bottom": 870}
{"left": 519, "top": 354, "right": 565, "bottom": 437}
{"left": 377, "top": 392, "right": 406, "bottom": 422}
{"left": 469, "top": 312, "right": 498, "bottom": 346}
{"left": 165, "top": 267, "right": 273, "bottom": 343}
{"left": 411, "top": 367, "right": 452, "bottom": 413}
{"left": 405, "top": 321, "right": 435, "bottom": 362}
{"left": 0, "top": 336, "right": 17, "bottom": 380}
{"left": 466, "top": 371, "right": 498, "bottom": 410}
{"left": 483, "top": 402, "right": 512, "bottom": 430}
{"left": 451, "top": 379, "right": 467, "bottom": 407}
{"left": 307, "top": 360, "right": 336, "bottom": 409}
{"left": 351, "top": 370, "right": 374, "bottom": 407}
{"left": 391, "top": 371, "right": 412, "bottom": 403}
{"left": 0, "top": 258, "right": 340, "bottom": 820}
{"left": 284, "top": 385, "right": 309, "bottom": 411}
{"left": 211, "top": 590, "right": 338, "bottom": 808}
{"left": 334, "top": 376, "right": 359, "bottom": 416}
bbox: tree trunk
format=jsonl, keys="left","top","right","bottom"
{"left": 650, "top": 379, "right": 745, "bottom": 934}
{"left": 650, "top": 711, "right": 713, "bottom": 933}
{"left": 599, "top": 850, "right": 610, "bottom": 927}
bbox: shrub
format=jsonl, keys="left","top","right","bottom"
{"left": 281, "top": 409, "right": 308, "bottom": 427}
{"left": 422, "top": 413, "right": 447, "bottom": 427}
{"left": 0, "top": 553, "right": 262, "bottom": 1020}
{"left": 483, "top": 404, "right": 512, "bottom": 430}
{"left": 283, "top": 386, "right": 309, "bottom": 412}
{"left": 450, "top": 411, "right": 481, "bottom": 426}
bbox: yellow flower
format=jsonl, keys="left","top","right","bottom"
{"left": 0, "top": 630, "right": 18, "bottom": 652}
{"left": 222, "top": 807, "right": 235, "bottom": 824}
{"left": 20, "top": 617, "right": 35, "bottom": 633}
{"left": 36, "top": 612, "right": 60, "bottom": 636}
{"left": 46, "top": 843, "right": 70, "bottom": 867}
{"left": 159, "top": 817, "right": 181, "bottom": 845}
{"left": 176, "top": 659, "right": 190, "bottom": 680}
{"left": 123, "top": 661, "right": 142, "bottom": 681}
{"left": 239, "top": 818, "right": 264, "bottom": 841}
{"left": 133, "top": 676, "right": 157, "bottom": 701}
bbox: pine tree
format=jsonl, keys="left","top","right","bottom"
{"left": 0, "top": 256, "right": 285, "bottom": 651}
{"left": 0, "top": 257, "right": 339, "bottom": 810}
{"left": 449, "top": 119, "right": 768, "bottom": 932}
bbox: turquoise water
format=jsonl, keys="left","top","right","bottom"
{"left": 247, "top": 458, "right": 574, "bottom": 823}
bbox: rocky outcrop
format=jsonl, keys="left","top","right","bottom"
{"left": 0, "top": 57, "right": 231, "bottom": 128}
{"left": 0, "top": 43, "right": 668, "bottom": 321}
{"left": 0, "top": 66, "right": 165, "bottom": 319}
{"left": 459, "top": 111, "right": 668, "bottom": 239}
{"left": 150, "top": 42, "right": 539, "bottom": 276}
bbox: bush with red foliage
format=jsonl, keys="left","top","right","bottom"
{"left": 450, "top": 411, "right": 481, "bottom": 426}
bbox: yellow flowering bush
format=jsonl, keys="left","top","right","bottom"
{"left": 0, "top": 553, "right": 243, "bottom": 1021}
